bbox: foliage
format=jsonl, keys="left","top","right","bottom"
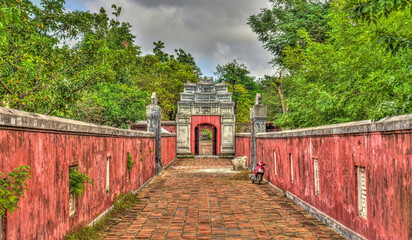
{"left": 0, "top": 166, "right": 31, "bottom": 216}
{"left": 69, "top": 168, "right": 93, "bottom": 198}
{"left": 135, "top": 46, "right": 198, "bottom": 120}
{"left": 275, "top": 1, "right": 412, "bottom": 128}
{"left": 68, "top": 82, "right": 150, "bottom": 129}
{"left": 247, "top": 0, "right": 411, "bottom": 129}
{"left": 126, "top": 153, "right": 135, "bottom": 171}
{"left": 258, "top": 73, "right": 291, "bottom": 121}
{"left": 346, "top": 0, "right": 411, "bottom": 23}
{"left": 215, "top": 60, "right": 260, "bottom": 123}
{"left": 200, "top": 129, "right": 213, "bottom": 142}
{"left": 348, "top": 0, "right": 412, "bottom": 53}
{"left": 0, "top": 0, "right": 201, "bottom": 127}
{"left": 65, "top": 192, "right": 139, "bottom": 240}
{"left": 232, "top": 84, "right": 254, "bottom": 123}
{"left": 175, "top": 48, "right": 202, "bottom": 77}
{"left": 248, "top": 0, "right": 330, "bottom": 66}
{"left": 0, "top": 1, "right": 137, "bottom": 115}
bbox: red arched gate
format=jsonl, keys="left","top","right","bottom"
{"left": 191, "top": 115, "right": 221, "bottom": 156}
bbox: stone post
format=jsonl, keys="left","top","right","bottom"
{"left": 250, "top": 93, "right": 267, "bottom": 170}
{"left": 147, "top": 93, "right": 163, "bottom": 174}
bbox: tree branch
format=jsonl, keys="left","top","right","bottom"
{"left": 0, "top": 78, "right": 14, "bottom": 95}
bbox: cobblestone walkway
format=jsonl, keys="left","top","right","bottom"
{"left": 104, "top": 158, "right": 345, "bottom": 240}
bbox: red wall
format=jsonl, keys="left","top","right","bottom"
{"left": 0, "top": 128, "right": 155, "bottom": 239}
{"left": 161, "top": 134, "right": 176, "bottom": 166}
{"left": 235, "top": 135, "right": 251, "bottom": 166}
{"left": 255, "top": 131, "right": 412, "bottom": 240}
{"left": 190, "top": 115, "right": 221, "bottom": 155}
{"left": 162, "top": 125, "right": 176, "bottom": 133}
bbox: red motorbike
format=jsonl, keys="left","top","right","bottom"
{"left": 249, "top": 162, "right": 266, "bottom": 185}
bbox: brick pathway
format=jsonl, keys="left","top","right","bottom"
{"left": 199, "top": 142, "right": 212, "bottom": 155}
{"left": 104, "top": 158, "right": 345, "bottom": 239}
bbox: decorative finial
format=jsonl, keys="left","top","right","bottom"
{"left": 255, "top": 93, "right": 262, "bottom": 105}
{"left": 151, "top": 92, "right": 157, "bottom": 105}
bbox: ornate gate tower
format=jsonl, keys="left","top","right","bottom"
{"left": 176, "top": 78, "right": 235, "bottom": 156}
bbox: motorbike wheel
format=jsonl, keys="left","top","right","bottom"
{"left": 256, "top": 174, "right": 262, "bottom": 185}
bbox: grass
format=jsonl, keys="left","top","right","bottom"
{"left": 65, "top": 192, "right": 139, "bottom": 240}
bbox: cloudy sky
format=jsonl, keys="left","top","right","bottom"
{"left": 64, "top": 0, "right": 275, "bottom": 78}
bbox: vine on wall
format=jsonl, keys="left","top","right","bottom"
{"left": 69, "top": 168, "right": 93, "bottom": 198}
{"left": 0, "top": 166, "right": 31, "bottom": 216}
{"left": 127, "top": 153, "right": 135, "bottom": 171}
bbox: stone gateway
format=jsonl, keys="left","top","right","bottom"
{"left": 176, "top": 78, "right": 236, "bottom": 156}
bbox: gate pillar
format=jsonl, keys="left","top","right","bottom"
{"left": 250, "top": 93, "right": 267, "bottom": 170}
{"left": 147, "top": 93, "right": 163, "bottom": 174}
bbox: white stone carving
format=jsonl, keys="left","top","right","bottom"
{"left": 232, "top": 156, "right": 247, "bottom": 170}
{"left": 176, "top": 79, "right": 235, "bottom": 156}
{"left": 69, "top": 194, "right": 76, "bottom": 217}
{"left": 357, "top": 167, "right": 367, "bottom": 218}
{"left": 106, "top": 157, "right": 110, "bottom": 193}
{"left": 290, "top": 153, "right": 294, "bottom": 183}
{"left": 314, "top": 159, "right": 319, "bottom": 196}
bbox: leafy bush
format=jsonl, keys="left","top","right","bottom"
{"left": 0, "top": 166, "right": 31, "bottom": 216}
{"left": 69, "top": 168, "right": 93, "bottom": 198}
{"left": 126, "top": 153, "right": 135, "bottom": 171}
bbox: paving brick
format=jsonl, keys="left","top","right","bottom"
{"left": 103, "top": 158, "right": 344, "bottom": 239}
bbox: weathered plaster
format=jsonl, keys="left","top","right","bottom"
{"left": 0, "top": 107, "right": 161, "bottom": 239}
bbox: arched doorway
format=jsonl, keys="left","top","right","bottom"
{"left": 176, "top": 79, "right": 235, "bottom": 156}
{"left": 190, "top": 115, "right": 221, "bottom": 156}
{"left": 194, "top": 124, "right": 217, "bottom": 155}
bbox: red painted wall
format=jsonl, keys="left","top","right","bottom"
{"left": 161, "top": 134, "right": 176, "bottom": 166}
{"left": 255, "top": 131, "right": 412, "bottom": 240}
{"left": 190, "top": 116, "right": 221, "bottom": 155}
{"left": 0, "top": 128, "right": 155, "bottom": 239}
{"left": 162, "top": 126, "right": 176, "bottom": 133}
{"left": 235, "top": 135, "right": 251, "bottom": 166}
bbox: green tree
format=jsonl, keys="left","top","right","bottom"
{"left": 70, "top": 81, "right": 150, "bottom": 128}
{"left": 258, "top": 72, "right": 291, "bottom": 122}
{"left": 345, "top": 0, "right": 412, "bottom": 53}
{"left": 0, "top": 0, "right": 203, "bottom": 127}
{"left": 175, "top": 48, "right": 202, "bottom": 77}
{"left": 0, "top": 0, "right": 118, "bottom": 114}
{"left": 248, "top": 0, "right": 330, "bottom": 66}
{"left": 135, "top": 51, "right": 198, "bottom": 120}
{"left": 276, "top": 2, "right": 412, "bottom": 128}
{"left": 215, "top": 60, "right": 260, "bottom": 122}
{"left": 153, "top": 41, "right": 170, "bottom": 63}
{"left": 62, "top": 5, "right": 147, "bottom": 127}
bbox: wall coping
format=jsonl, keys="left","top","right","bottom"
{"left": 161, "top": 121, "right": 177, "bottom": 126}
{"left": 257, "top": 113, "right": 412, "bottom": 138}
{"left": 235, "top": 133, "right": 251, "bottom": 137}
{"left": 0, "top": 107, "right": 155, "bottom": 137}
{"left": 161, "top": 132, "right": 176, "bottom": 137}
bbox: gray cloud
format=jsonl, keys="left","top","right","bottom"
{"left": 83, "top": 0, "right": 274, "bottom": 78}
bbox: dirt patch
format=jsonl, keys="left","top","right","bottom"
{"left": 228, "top": 170, "right": 253, "bottom": 180}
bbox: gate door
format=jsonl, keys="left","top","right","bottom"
{"left": 194, "top": 126, "right": 199, "bottom": 155}
{"left": 213, "top": 126, "right": 217, "bottom": 155}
